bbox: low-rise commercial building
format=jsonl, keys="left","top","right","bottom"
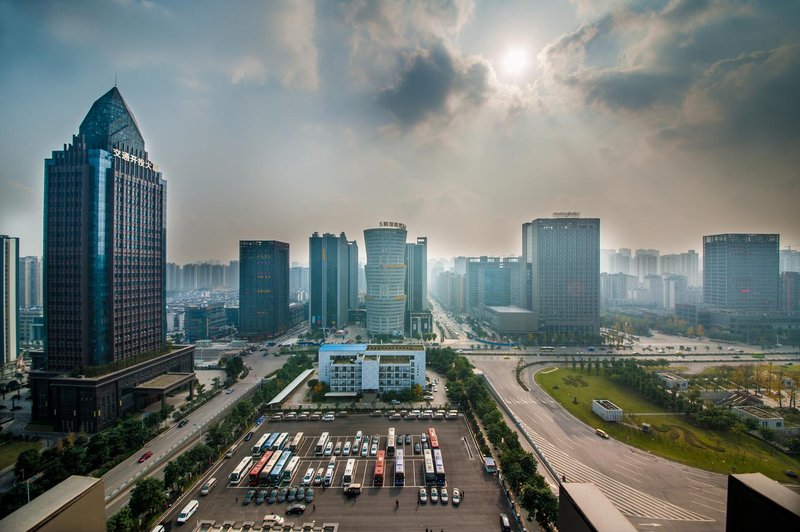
{"left": 657, "top": 372, "right": 689, "bottom": 390}
{"left": 592, "top": 399, "right": 623, "bottom": 422}
{"left": 318, "top": 344, "right": 425, "bottom": 394}
{"left": 733, "top": 406, "right": 784, "bottom": 430}
{"left": 483, "top": 305, "right": 537, "bottom": 334}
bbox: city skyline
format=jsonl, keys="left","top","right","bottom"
{"left": 1, "top": 1, "right": 798, "bottom": 264}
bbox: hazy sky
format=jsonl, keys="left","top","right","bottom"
{"left": 1, "top": 0, "right": 798, "bottom": 264}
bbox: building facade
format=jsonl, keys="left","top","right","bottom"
{"left": 43, "top": 87, "right": 166, "bottom": 372}
{"left": 1, "top": 235, "right": 19, "bottom": 364}
{"left": 364, "top": 222, "right": 407, "bottom": 336}
{"left": 526, "top": 217, "right": 600, "bottom": 336}
{"left": 184, "top": 302, "right": 228, "bottom": 342}
{"left": 318, "top": 344, "right": 426, "bottom": 393}
{"left": 309, "top": 232, "right": 357, "bottom": 330}
{"left": 464, "top": 256, "right": 524, "bottom": 318}
{"left": 239, "top": 240, "right": 289, "bottom": 339}
{"left": 703, "top": 233, "right": 780, "bottom": 311}
{"left": 18, "top": 256, "right": 42, "bottom": 309}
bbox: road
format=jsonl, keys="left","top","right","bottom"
{"left": 471, "top": 355, "right": 735, "bottom": 532}
{"left": 103, "top": 327, "right": 307, "bottom": 517}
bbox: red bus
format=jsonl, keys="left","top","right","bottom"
{"left": 373, "top": 450, "right": 386, "bottom": 487}
{"left": 427, "top": 427, "right": 439, "bottom": 450}
{"left": 248, "top": 450, "right": 273, "bottom": 486}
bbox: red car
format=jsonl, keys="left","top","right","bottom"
{"left": 138, "top": 451, "right": 153, "bottom": 463}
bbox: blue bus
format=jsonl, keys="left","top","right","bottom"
{"left": 269, "top": 449, "right": 293, "bottom": 486}
{"left": 262, "top": 432, "right": 279, "bottom": 453}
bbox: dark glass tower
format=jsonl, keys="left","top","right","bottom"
{"left": 309, "top": 232, "right": 358, "bottom": 329}
{"left": 405, "top": 237, "right": 427, "bottom": 312}
{"left": 703, "top": 234, "right": 779, "bottom": 311}
{"left": 239, "top": 240, "right": 289, "bottom": 338}
{"left": 44, "top": 87, "right": 166, "bottom": 372}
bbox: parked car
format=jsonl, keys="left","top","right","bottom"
{"left": 287, "top": 486, "right": 297, "bottom": 502}
{"left": 430, "top": 487, "right": 439, "bottom": 503}
{"left": 267, "top": 489, "right": 278, "bottom": 504}
{"left": 440, "top": 487, "right": 448, "bottom": 504}
{"left": 405, "top": 434, "right": 412, "bottom": 445}
{"left": 255, "top": 490, "right": 267, "bottom": 505}
{"left": 419, "top": 487, "right": 428, "bottom": 504}
{"left": 305, "top": 488, "right": 314, "bottom": 503}
{"left": 414, "top": 443, "right": 421, "bottom": 454}
{"left": 243, "top": 490, "right": 255, "bottom": 505}
{"left": 277, "top": 488, "right": 288, "bottom": 503}
{"left": 263, "top": 515, "right": 284, "bottom": 527}
{"left": 451, "top": 488, "right": 461, "bottom": 506}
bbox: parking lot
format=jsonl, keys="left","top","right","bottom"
{"left": 163, "top": 414, "right": 515, "bottom": 531}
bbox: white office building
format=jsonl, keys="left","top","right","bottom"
{"left": 318, "top": 344, "right": 426, "bottom": 393}
{"left": 2, "top": 235, "right": 19, "bottom": 364}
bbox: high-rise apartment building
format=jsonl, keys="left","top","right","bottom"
{"left": 239, "top": 240, "right": 289, "bottom": 338}
{"left": 1, "top": 235, "right": 19, "bottom": 364}
{"left": 635, "top": 249, "right": 660, "bottom": 282}
{"left": 31, "top": 87, "right": 194, "bottom": 433}
{"left": 703, "top": 234, "right": 780, "bottom": 311}
{"left": 660, "top": 250, "right": 700, "bottom": 287}
{"left": 43, "top": 87, "right": 166, "bottom": 372}
{"left": 780, "top": 249, "right": 800, "bottom": 272}
{"left": 781, "top": 272, "right": 800, "bottom": 312}
{"left": 364, "top": 222, "right": 407, "bottom": 336}
{"left": 309, "top": 232, "right": 358, "bottom": 329}
{"left": 226, "top": 260, "right": 240, "bottom": 289}
{"left": 526, "top": 217, "right": 600, "bottom": 336}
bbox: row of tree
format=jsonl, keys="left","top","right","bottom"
{"left": 427, "top": 348, "right": 559, "bottom": 530}
{"left": 107, "top": 353, "right": 314, "bottom": 530}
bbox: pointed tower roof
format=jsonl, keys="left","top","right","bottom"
{"left": 79, "top": 87, "right": 145, "bottom": 152}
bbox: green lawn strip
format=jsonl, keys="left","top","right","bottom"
{"left": 0, "top": 441, "right": 41, "bottom": 470}
{"left": 535, "top": 367, "right": 800, "bottom": 481}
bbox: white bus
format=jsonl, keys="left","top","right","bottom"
{"left": 177, "top": 499, "right": 198, "bottom": 525}
{"left": 386, "top": 427, "right": 396, "bottom": 458}
{"left": 229, "top": 456, "right": 253, "bottom": 483}
{"left": 394, "top": 449, "right": 405, "bottom": 486}
{"left": 315, "top": 432, "right": 330, "bottom": 455}
{"left": 272, "top": 432, "right": 289, "bottom": 451}
{"left": 252, "top": 433, "right": 270, "bottom": 455}
{"left": 289, "top": 432, "right": 304, "bottom": 451}
{"left": 342, "top": 458, "right": 356, "bottom": 485}
{"left": 283, "top": 456, "right": 300, "bottom": 483}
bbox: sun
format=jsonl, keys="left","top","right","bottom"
{"left": 503, "top": 48, "right": 528, "bottom": 76}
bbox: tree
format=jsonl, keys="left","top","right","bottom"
{"left": 107, "top": 505, "right": 137, "bottom": 532}
{"left": 15, "top": 448, "right": 42, "bottom": 481}
{"left": 697, "top": 324, "right": 704, "bottom": 337}
{"left": 129, "top": 477, "right": 165, "bottom": 519}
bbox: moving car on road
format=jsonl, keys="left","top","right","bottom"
{"left": 138, "top": 451, "right": 153, "bottom": 463}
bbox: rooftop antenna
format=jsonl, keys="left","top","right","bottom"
{"left": 114, "top": 72, "right": 117, "bottom": 87}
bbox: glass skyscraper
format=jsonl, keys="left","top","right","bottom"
{"left": 309, "top": 232, "right": 358, "bottom": 329}
{"left": 239, "top": 240, "right": 290, "bottom": 338}
{"left": 43, "top": 87, "right": 166, "bottom": 372}
{"left": 703, "top": 233, "right": 780, "bottom": 311}
{"left": 526, "top": 217, "right": 600, "bottom": 336}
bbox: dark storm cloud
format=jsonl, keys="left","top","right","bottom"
{"left": 378, "top": 42, "right": 493, "bottom": 128}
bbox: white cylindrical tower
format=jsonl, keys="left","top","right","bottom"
{"left": 364, "top": 222, "right": 407, "bottom": 336}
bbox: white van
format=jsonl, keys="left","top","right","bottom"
{"left": 225, "top": 445, "right": 237, "bottom": 458}
{"left": 177, "top": 500, "right": 199, "bottom": 525}
{"left": 200, "top": 478, "right": 216, "bottom": 495}
{"left": 150, "top": 526, "right": 166, "bottom": 532}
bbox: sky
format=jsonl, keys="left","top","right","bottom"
{"left": 1, "top": 0, "right": 799, "bottom": 265}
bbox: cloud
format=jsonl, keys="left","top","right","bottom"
{"left": 229, "top": 56, "right": 266, "bottom": 85}
{"left": 538, "top": 0, "right": 800, "bottom": 148}
{"left": 378, "top": 42, "right": 493, "bottom": 128}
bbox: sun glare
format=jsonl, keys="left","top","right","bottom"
{"left": 503, "top": 48, "right": 528, "bottom": 76}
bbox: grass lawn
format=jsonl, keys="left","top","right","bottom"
{"left": 0, "top": 441, "right": 41, "bottom": 470}
{"left": 535, "top": 367, "right": 800, "bottom": 481}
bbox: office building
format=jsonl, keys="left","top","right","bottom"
{"left": 31, "top": 87, "right": 194, "bottom": 432}
{"left": 405, "top": 236, "right": 431, "bottom": 336}
{"left": 465, "top": 256, "right": 525, "bottom": 319}
{"left": 526, "top": 216, "right": 600, "bottom": 336}
{"left": 364, "top": 222, "right": 407, "bottom": 336}
{"left": 309, "top": 232, "right": 357, "bottom": 329}
{"left": 704, "top": 234, "right": 780, "bottom": 311}
{"left": 781, "top": 272, "right": 800, "bottom": 312}
{"left": 184, "top": 302, "right": 228, "bottom": 342}
{"left": 318, "top": 344, "right": 426, "bottom": 394}
{"left": 2, "top": 235, "right": 19, "bottom": 364}
{"left": 239, "top": 240, "right": 289, "bottom": 339}
{"left": 41, "top": 87, "right": 166, "bottom": 371}
{"left": 19, "top": 307, "right": 45, "bottom": 346}
{"left": 18, "top": 255, "right": 42, "bottom": 308}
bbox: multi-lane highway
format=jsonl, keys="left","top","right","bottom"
{"left": 103, "top": 328, "right": 307, "bottom": 517}
{"left": 471, "top": 355, "right": 734, "bottom": 532}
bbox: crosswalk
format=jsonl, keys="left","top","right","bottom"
{"left": 512, "top": 414, "right": 713, "bottom": 522}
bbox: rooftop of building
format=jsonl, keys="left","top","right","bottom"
{"left": 320, "top": 344, "right": 425, "bottom": 353}
{"left": 733, "top": 406, "right": 783, "bottom": 420}
{"left": 594, "top": 399, "right": 622, "bottom": 410}
{"left": 560, "top": 482, "right": 637, "bottom": 532}
{"left": 486, "top": 305, "right": 535, "bottom": 314}
{"left": 0, "top": 475, "right": 103, "bottom": 531}
{"left": 657, "top": 372, "right": 688, "bottom": 381}
{"left": 729, "top": 473, "right": 800, "bottom": 517}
